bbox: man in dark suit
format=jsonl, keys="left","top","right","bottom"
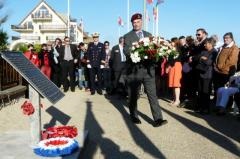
{"left": 52, "top": 38, "right": 62, "bottom": 88}
{"left": 86, "top": 32, "right": 106, "bottom": 95}
{"left": 123, "top": 13, "right": 167, "bottom": 127}
{"left": 110, "top": 36, "right": 127, "bottom": 96}
{"left": 58, "top": 36, "right": 78, "bottom": 92}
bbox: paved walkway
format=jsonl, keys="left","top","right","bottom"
{"left": 0, "top": 89, "right": 239, "bottom": 159}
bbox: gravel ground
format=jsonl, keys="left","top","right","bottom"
{"left": 0, "top": 89, "right": 239, "bottom": 159}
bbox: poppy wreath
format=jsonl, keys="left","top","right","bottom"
{"left": 20, "top": 101, "right": 43, "bottom": 116}
{"left": 33, "top": 137, "right": 79, "bottom": 157}
{"left": 21, "top": 101, "right": 35, "bottom": 116}
{"left": 41, "top": 126, "right": 78, "bottom": 140}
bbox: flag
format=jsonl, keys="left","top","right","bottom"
{"left": 147, "top": 0, "right": 153, "bottom": 4}
{"left": 153, "top": 7, "right": 157, "bottom": 20}
{"left": 156, "top": 0, "right": 164, "bottom": 6}
{"left": 118, "top": 16, "right": 124, "bottom": 27}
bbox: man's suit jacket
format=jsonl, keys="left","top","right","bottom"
{"left": 110, "top": 44, "right": 126, "bottom": 71}
{"left": 58, "top": 44, "right": 78, "bottom": 62}
{"left": 123, "top": 30, "right": 152, "bottom": 57}
{"left": 123, "top": 30, "right": 152, "bottom": 75}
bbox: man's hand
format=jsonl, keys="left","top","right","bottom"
{"left": 225, "top": 82, "right": 229, "bottom": 88}
{"left": 200, "top": 56, "right": 207, "bottom": 60}
{"left": 189, "top": 56, "right": 193, "bottom": 63}
{"left": 100, "top": 65, "right": 104, "bottom": 69}
{"left": 213, "top": 64, "right": 219, "bottom": 72}
{"left": 87, "top": 64, "right": 92, "bottom": 68}
{"left": 53, "top": 48, "right": 59, "bottom": 57}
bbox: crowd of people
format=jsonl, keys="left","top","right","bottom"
{"left": 23, "top": 13, "right": 240, "bottom": 126}
{"left": 23, "top": 34, "right": 127, "bottom": 96}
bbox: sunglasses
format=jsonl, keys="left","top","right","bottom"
{"left": 196, "top": 34, "right": 201, "bottom": 36}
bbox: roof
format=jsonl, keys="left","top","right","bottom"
{"left": 18, "top": 0, "right": 67, "bottom": 25}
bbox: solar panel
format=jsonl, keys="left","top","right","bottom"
{"left": 1, "top": 51, "right": 64, "bottom": 104}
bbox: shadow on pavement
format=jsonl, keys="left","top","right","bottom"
{"left": 162, "top": 107, "right": 240, "bottom": 157}
{"left": 80, "top": 100, "right": 138, "bottom": 159}
{"left": 185, "top": 110, "right": 240, "bottom": 144}
{"left": 43, "top": 105, "right": 71, "bottom": 129}
{"left": 106, "top": 95, "right": 166, "bottom": 159}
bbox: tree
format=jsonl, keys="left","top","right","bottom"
{"left": 0, "top": 0, "right": 8, "bottom": 51}
{"left": 0, "top": 1, "right": 8, "bottom": 26}
{"left": 0, "top": 29, "right": 8, "bottom": 51}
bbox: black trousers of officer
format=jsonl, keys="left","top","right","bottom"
{"left": 89, "top": 67, "right": 102, "bottom": 93}
{"left": 127, "top": 66, "right": 163, "bottom": 121}
{"left": 61, "top": 60, "right": 75, "bottom": 91}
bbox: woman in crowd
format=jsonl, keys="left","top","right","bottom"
{"left": 24, "top": 44, "right": 41, "bottom": 68}
{"left": 39, "top": 43, "right": 53, "bottom": 79}
{"left": 195, "top": 37, "right": 217, "bottom": 114}
{"left": 166, "top": 37, "right": 182, "bottom": 106}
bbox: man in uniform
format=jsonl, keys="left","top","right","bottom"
{"left": 86, "top": 32, "right": 106, "bottom": 95}
{"left": 123, "top": 13, "right": 167, "bottom": 127}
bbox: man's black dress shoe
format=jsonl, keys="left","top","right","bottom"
{"left": 154, "top": 119, "right": 168, "bottom": 127}
{"left": 97, "top": 90, "right": 103, "bottom": 95}
{"left": 91, "top": 91, "right": 95, "bottom": 95}
{"left": 130, "top": 116, "right": 141, "bottom": 124}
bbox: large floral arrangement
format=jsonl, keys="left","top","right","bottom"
{"left": 130, "top": 37, "right": 179, "bottom": 63}
{"left": 34, "top": 126, "right": 79, "bottom": 157}
{"left": 158, "top": 39, "right": 180, "bottom": 61}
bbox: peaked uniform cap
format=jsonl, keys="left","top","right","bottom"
{"left": 92, "top": 32, "right": 100, "bottom": 37}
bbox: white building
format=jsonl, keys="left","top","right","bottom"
{"left": 10, "top": 0, "right": 87, "bottom": 50}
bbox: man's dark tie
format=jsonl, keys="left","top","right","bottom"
{"left": 137, "top": 32, "right": 143, "bottom": 39}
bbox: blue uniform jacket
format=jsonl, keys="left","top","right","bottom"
{"left": 86, "top": 42, "right": 106, "bottom": 67}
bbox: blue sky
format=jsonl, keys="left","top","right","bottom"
{"left": 1, "top": 0, "right": 240, "bottom": 46}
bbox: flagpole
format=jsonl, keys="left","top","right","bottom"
{"left": 156, "top": 6, "right": 159, "bottom": 37}
{"left": 143, "top": 0, "right": 146, "bottom": 30}
{"left": 155, "top": 0, "right": 164, "bottom": 37}
{"left": 146, "top": 9, "right": 148, "bottom": 31}
{"left": 152, "top": 6, "right": 155, "bottom": 35}
{"left": 153, "top": 19, "right": 155, "bottom": 36}
{"left": 127, "top": 0, "right": 130, "bottom": 32}
{"left": 67, "top": 0, "right": 70, "bottom": 37}
{"left": 118, "top": 26, "right": 121, "bottom": 37}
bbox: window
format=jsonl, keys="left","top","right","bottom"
{"left": 35, "top": 5, "right": 50, "bottom": 18}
